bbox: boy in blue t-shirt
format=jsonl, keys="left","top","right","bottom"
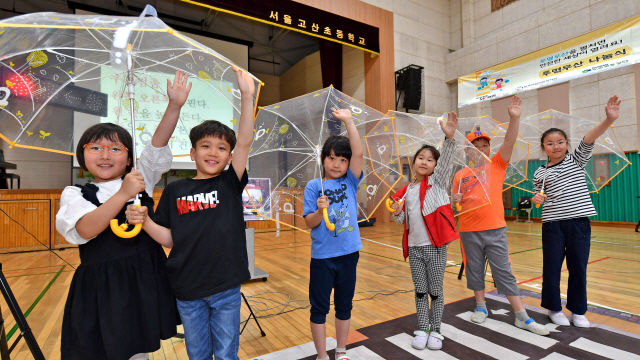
{"left": 303, "top": 109, "right": 363, "bottom": 360}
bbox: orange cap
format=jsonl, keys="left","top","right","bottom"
{"left": 466, "top": 131, "right": 491, "bottom": 143}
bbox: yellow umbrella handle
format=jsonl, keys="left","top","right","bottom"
{"left": 535, "top": 190, "right": 544, "bottom": 208}
{"left": 110, "top": 202, "right": 142, "bottom": 238}
{"left": 323, "top": 208, "right": 335, "bottom": 231}
{"left": 456, "top": 203, "right": 462, "bottom": 212}
{"left": 386, "top": 198, "right": 403, "bottom": 212}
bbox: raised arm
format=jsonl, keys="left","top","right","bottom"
{"left": 152, "top": 71, "right": 192, "bottom": 148}
{"left": 432, "top": 112, "right": 458, "bottom": 188}
{"left": 584, "top": 95, "right": 620, "bottom": 145}
{"left": 333, "top": 109, "right": 363, "bottom": 177}
{"left": 499, "top": 95, "right": 522, "bottom": 163}
{"left": 231, "top": 66, "right": 256, "bottom": 180}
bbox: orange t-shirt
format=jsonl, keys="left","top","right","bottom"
{"left": 454, "top": 152, "right": 508, "bottom": 232}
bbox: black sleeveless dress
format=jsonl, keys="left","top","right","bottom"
{"left": 61, "top": 184, "right": 178, "bottom": 360}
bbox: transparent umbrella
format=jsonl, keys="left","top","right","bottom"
{"left": 0, "top": 6, "right": 262, "bottom": 236}
{"left": 518, "top": 109, "right": 631, "bottom": 206}
{"left": 386, "top": 111, "right": 492, "bottom": 216}
{"left": 246, "top": 86, "right": 402, "bottom": 232}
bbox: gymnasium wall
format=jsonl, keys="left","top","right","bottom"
{"left": 361, "top": 0, "right": 454, "bottom": 116}
{"left": 254, "top": 45, "right": 365, "bottom": 106}
{"left": 451, "top": 0, "right": 640, "bottom": 152}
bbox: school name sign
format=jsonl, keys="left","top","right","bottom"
{"left": 180, "top": 0, "right": 380, "bottom": 54}
{"left": 458, "top": 15, "right": 640, "bottom": 107}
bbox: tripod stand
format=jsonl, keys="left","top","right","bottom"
{"left": 240, "top": 292, "right": 266, "bottom": 337}
{"left": 0, "top": 263, "right": 45, "bottom": 360}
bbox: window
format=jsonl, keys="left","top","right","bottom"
{"left": 402, "top": 164, "right": 411, "bottom": 183}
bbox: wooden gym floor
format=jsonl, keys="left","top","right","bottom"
{"left": 2, "top": 221, "right": 640, "bottom": 359}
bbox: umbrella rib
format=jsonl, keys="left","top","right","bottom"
{"left": 0, "top": 107, "right": 24, "bottom": 129}
{"left": 44, "top": 48, "right": 111, "bottom": 69}
{"left": 89, "top": 27, "right": 117, "bottom": 44}
{"left": 83, "top": 28, "right": 111, "bottom": 52}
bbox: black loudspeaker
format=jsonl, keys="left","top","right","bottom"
{"left": 395, "top": 65, "right": 423, "bottom": 112}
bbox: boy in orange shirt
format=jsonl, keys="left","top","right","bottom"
{"left": 452, "top": 96, "right": 549, "bottom": 336}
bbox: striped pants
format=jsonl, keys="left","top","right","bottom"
{"left": 408, "top": 245, "right": 447, "bottom": 332}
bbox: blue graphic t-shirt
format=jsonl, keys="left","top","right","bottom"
{"left": 303, "top": 168, "right": 363, "bottom": 259}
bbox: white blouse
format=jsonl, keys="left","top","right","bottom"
{"left": 56, "top": 144, "right": 173, "bottom": 245}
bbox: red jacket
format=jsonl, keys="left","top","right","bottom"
{"left": 392, "top": 175, "right": 459, "bottom": 259}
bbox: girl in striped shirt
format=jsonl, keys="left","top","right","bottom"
{"left": 532, "top": 95, "right": 621, "bottom": 329}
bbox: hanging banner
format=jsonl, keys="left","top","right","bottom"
{"left": 180, "top": 0, "right": 380, "bottom": 54}
{"left": 458, "top": 14, "right": 640, "bottom": 107}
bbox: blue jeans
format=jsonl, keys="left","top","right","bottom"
{"left": 176, "top": 286, "right": 241, "bottom": 360}
{"left": 541, "top": 217, "right": 591, "bottom": 315}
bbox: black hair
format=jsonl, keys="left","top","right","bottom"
{"left": 411, "top": 144, "right": 440, "bottom": 167}
{"left": 481, "top": 77, "right": 488, "bottom": 81}
{"left": 540, "top": 127, "right": 568, "bottom": 148}
{"left": 495, "top": 78, "right": 504, "bottom": 83}
{"left": 76, "top": 123, "right": 133, "bottom": 173}
{"left": 320, "top": 135, "right": 352, "bottom": 177}
{"left": 189, "top": 120, "right": 237, "bottom": 150}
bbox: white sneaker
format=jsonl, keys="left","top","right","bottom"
{"left": 427, "top": 331, "right": 444, "bottom": 350}
{"left": 570, "top": 313, "right": 591, "bottom": 328}
{"left": 411, "top": 330, "right": 428, "bottom": 350}
{"left": 515, "top": 318, "right": 550, "bottom": 335}
{"left": 548, "top": 310, "right": 570, "bottom": 326}
{"left": 470, "top": 308, "right": 488, "bottom": 323}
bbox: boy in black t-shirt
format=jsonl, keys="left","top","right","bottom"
{"left": 127, "top": 66, "right": 255, "bottom": 360}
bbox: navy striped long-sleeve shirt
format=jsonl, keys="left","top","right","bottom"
{"left": 533, "top": 139, "right": 597, "bottom": 223}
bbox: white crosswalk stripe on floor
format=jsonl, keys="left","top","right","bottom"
{"left": 540, "top": 353, "right": 576, "bottom": 360}
{"left": 385, "top": 333, "right": 459, "bottom": 360}
{"left": 456, "top": 311, "right": 558, "bottom": 349}
{"left": 570, "top": 337, "right": 640, "bottom": 360}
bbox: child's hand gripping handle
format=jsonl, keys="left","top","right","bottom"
{"left": 386, "top": 198, "right": 403, "bottom": 212}
{"left": 535, "top": 190, "right": 545, "bottom": 208}
{"left": 110, "top": 198, "right": 142, "bottom": 238}
{"left": 323, "top": 208, "right": 335, "bottom": 231}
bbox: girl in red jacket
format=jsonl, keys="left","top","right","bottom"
{"left": 390, "top": 112, "right": 459, "bottom": 351}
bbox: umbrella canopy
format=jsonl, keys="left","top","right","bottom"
{"left": 457, "top": 116, "right": 530, "bottom": 191}
{"left": 387, "top": 111, "right": 492, "bottom": 216}
{"left": 518, "top": 109, "right": 631, "bottom": 193}
{"left": 0, "top": 6, "right": 261, "bottom": 158}
{"left": 246, "top": 86, "right": 401, "bottom": 231}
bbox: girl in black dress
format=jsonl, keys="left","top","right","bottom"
{"left": 56, "top": 123, "right": 179, "bottom": 360}
{"left": 57, "top": 71, "right": 190, "bottom": 359}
